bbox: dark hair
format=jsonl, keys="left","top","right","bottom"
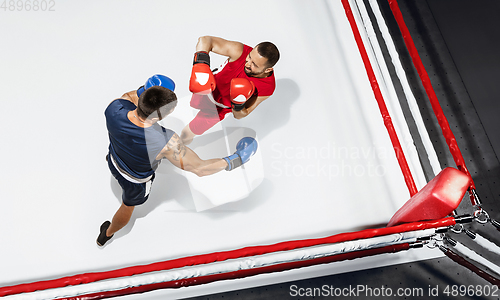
{"left": 137, "top": 86, "right": 177, "bottom": 120}
{"left": 256, "top": 41, "right": 280, "bottom": 68}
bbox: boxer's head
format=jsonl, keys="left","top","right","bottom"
{"left": 137, "top": 86, "right": 177, "bottom": 121}
{"left": 244, "top": 42, "right": 280, "bottom": 77}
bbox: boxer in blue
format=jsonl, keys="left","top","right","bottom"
{"left": 98, "top": 75, "right": 258, "bottom": 246}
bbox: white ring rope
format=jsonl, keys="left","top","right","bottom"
{"left": 472, "top": 233, "right": 500, "bottom": 257}
{"left": 4, "top": 229, "right": 436, "bottom": 300}
{"left": 366, "top": 0, "right": 442, "bottom": 176}
{"left": 350, "top": 0, "right": 427, "bottom": 190}
{"left": 452, "top": 240, "right": 500, "bottom": 276}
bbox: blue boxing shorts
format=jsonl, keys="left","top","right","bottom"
{"left": 107, "top": 154, "right": 155, "bottom": 206}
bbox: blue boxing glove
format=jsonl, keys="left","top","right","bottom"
{"left": 137, "top": 74, "right": 175, "bottom": 97}
{"left": 223, "top": 137, "right": 258, "bottom": 171}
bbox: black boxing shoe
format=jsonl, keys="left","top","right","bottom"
{"left": 97, "top": 221, "right": 113, "bottom": 246}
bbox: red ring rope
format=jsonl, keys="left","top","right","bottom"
{"left": 60, "top": 244, "right": 411, "bottom": 300}
{"left": 0, "top": 218, "right": 454, "bottom": 297}
{"left": 341, "top": 0, "right": 418, "bottom": 197}
{"left": 386, "top": 0, "right": 477, "bottom": 204}
{"left": 440, "top": 246, "right": 500, "bottom": 286}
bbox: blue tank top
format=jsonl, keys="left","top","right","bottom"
{"left": 105, "top": 99, "right": 174, "bottom": 179}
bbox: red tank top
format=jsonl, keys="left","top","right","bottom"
{"left": 212, "top": 45, "right": 276, "bottom": 108}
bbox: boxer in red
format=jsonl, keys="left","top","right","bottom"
{"left": 181, "top": 36, "right": 280, "bottom": 145}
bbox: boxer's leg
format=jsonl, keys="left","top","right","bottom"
{"left": 182, "top": 108, "right": 224, "bottom": 145}
{"left": 181, "top": 124, "right": 197, "bottom": 145}
{"left": 182, "top": 94, "right": 216, "bottom": 145}
{"left": 98, "top": 157, "right": 153, "bottom": 246}
{"left": 97, "top": 203, "right": 134, "bottom": 246}
{"left": 107, "top": 203, "right": 134, "bottom": 236}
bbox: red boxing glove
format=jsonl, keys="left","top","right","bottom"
{"left": 230, "top": 78, "right": 255, "bottom": 111}
{"left": 189, "top": 51, "right": 216, "bottom": 95}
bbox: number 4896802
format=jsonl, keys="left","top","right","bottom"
{"left": 443, "top": 285, "right": 498, "bottom": 297}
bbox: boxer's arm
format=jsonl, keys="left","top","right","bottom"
{"left": 159, "top": 133, "right": 227, "bottom": 177}
{"left": 196, "top": 36, "right": 244, "bottom": 62}
{"left": 233, "top": 95, "right": 269, "bottom": 119}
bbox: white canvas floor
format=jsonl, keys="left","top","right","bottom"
{"left": 0, "top": 0, "right": 442, "bottom": 299}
